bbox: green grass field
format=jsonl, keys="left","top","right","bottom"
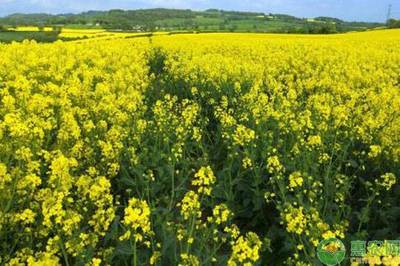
{"left": 0, "top": 31, "right": 59, "bottom": 43}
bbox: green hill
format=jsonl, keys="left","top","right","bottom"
{"left": 0, "top": 8, "right": 383, "bottom": 34}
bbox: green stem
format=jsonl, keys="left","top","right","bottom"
{"left": 169, "top": 163, "right": 176, "bottom": 210}
{"left": 59, "top": 238, "right": 70, "bottom": 266}
{"left": 357, "top": 195, "right": 375, "bottom": 233}
{"left": 133, "top": 238, "right": 137, "bottom": 266}
{"left": 186, "top": 216, "right": 196, "bottom": 254}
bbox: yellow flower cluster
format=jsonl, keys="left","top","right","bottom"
{"left": 179, "top": 253, "right": 200, "bottom": 266}
{"left": 0, "top": 38, "right": 149, "bottom": 265}
{"left": 232, "top": 125, "right": 256, "bottom": 147}
{"left": 120, "top": 197, "right": 153, "bottom": 246}
{"left": 284, "top": 206, "right": 307, "bottom": 235}
{"left": 228, "top": 232, "right": 262, "bottom": 266}
{"left": 288, "top": 171, "right": 304, "bottom": 191}
{"left": 377, "top": 173, "right": 397, "bottom": 191}
{"left": 191, "top": 166, "right": 216, "bottom": 195}
{"left": 178, "top": 190, "right": 201, "bottom": 221}
{"left": 210, "top": 204, "right": 232, "bottom": 225}
{"left": 267, "top": 155, "right": 284, "bottom": 174}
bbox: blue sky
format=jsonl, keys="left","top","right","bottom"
{"left": 0, "top": 0, "right": 398, "bottom": 22}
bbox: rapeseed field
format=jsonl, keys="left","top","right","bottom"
{"left": 0, "top": 29, "right": 399, "bottom": 265}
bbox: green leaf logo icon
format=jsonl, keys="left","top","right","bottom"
{"left": 317, "top": 238, "right": 346, "bottom": 266}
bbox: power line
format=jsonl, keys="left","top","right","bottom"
{"left": 387, "top": 4, "right": 392, "bottom": 21}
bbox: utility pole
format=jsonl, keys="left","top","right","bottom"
{"left": 387, "top": 4, "right": 392, "bottom": 22}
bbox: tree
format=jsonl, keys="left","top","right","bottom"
{"left": 319, "top": 23, "right": 337, "bottom": 34}
{"left": 229, "top": 24, "right": 238, "bottom": 32}
{"left": 52, "top": 26, "right": 62, "bottom": 34}
{"left": 387, "top": 19, "right": 400, "bottom": 28}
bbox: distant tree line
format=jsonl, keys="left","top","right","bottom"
{"left": 0, "top": 9, "right": 197, "bottom": 31}
{"left": 0, "top": 8, "right": 384, "bottom": 34}
{"left": 278, "top": 23, "right": 338, "bottom": 34}
{"left": 388, "top": 19, "right": 400, "bottom": 28}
